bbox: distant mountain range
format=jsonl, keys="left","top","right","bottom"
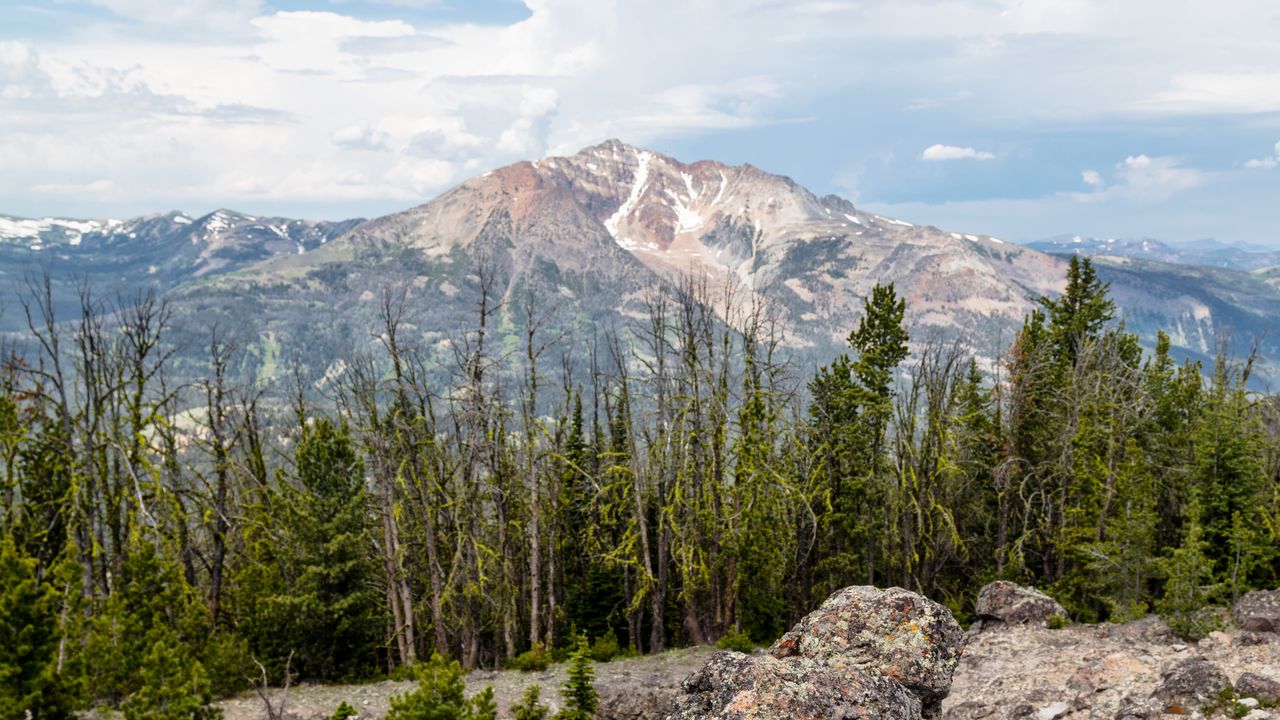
{"left": 0, "top": 210, "right": 360, "bottom": 331}
{"left": 1027, "top": 235, "right": 1280, "bottom": 272}
{"left": 4, "top": 140, "right": 1280, "bottom": 386}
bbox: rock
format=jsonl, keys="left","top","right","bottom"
{"left": 668, "top": 585, "right": 966, "bottom": 720}
{"left": 600, "top": 683, "right": 680, "bottom": 720}
{"left": 1067, "top": 653, "right": 1147, "bottom": 695}
{"left": 1034, "top": 701, "right": 1069, "bottom": 719}
{"left": 941, "top": 701, "right": 992, "bottom": 719}
{"left": 1236, "top": 631, "right": 1275, "bottom": 646}
{"left": 1234, "top": 590, "right": 1280, "bottom": 633}
{"left": 670, "top": 651, "right": 923, "bottom": 720}
{"left": 1113, "top": 697, "right": 1152, "bottom": 719}
{"left": 1150, "top": 658, "right": 1231, "bottom": 712}
{"left": 973, "top": 581, "right": 1067, "bottom": 628}
{"left": 1237, "top": 672, "right": 1280, "bottom": 704}
{"left": 771, "top": 585, "right": 966, "bottom": 713}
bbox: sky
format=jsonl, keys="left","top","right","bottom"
{"left": 2, "top": 0, "right": 1279, "bottom": 245}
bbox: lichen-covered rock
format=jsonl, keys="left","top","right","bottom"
{"left": 667, "top": 586, "right": 966, "bottom": 720}
{"left": 669, "top": 651, "right": 923, "bottom": 720}
{"left": 1236, "top": 672, "right": 1280, "bottom": 704}
{"left": 973, "top": 581, "right": 1067, "bottom": 628}
{"left": 1234, "top": 589, "right": 1280, "bottom": 633}
{"left": 1150, "top": 657, "right": 1231, "bottom": 712}
{"left": 771, "top": 585, "right": 966, "bottom": 714}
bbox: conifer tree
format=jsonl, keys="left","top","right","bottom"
{"left": 0, "top": 536, "right": 69, "bottom": 720}
{"left": 1157, "top": 502, "right": 1220, "bottom": 640}
{"left": 257, "top": 416, "right": 381, "bottom": 681}
{"left": 554, "top": 636, "right": 597, "bottom": 720}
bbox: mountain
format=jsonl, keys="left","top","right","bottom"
{"left": 1028, "top": 234, "right": 1280, "bottom": 272}
{"left": 7, "top": 140, "right": 1280, "bottom": 386}
{"left": 0, "top": 210, "right": 362, "bottom": 331}
{"left": 158, "top": 140, "right": 1072, "bottom": 382}
{"left": 151, "top": 140, "right": 1280, "bottom": 385}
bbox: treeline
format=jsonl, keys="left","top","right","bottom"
{"left": 1, "top": 257, "right": 1278, "bottom": 717}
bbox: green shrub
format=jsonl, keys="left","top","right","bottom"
{"left": 509, "top": 645, "right": 552, "bottom": 672}
{"left": 121, "top": 639, "right": 221, "bottom": 720}
{"left": 588, "top": 631, "right": 626, "bottom": 663}
{"left": 1046, "top": 615, "right": 1069, "bottom": 630}
{"left": 510, "top": 686, "right": 550, "bottom": 720}
{"left": 386, "top": 653, "right": 496, "bottom": 720}
{"left": 331, "top": 701, "right": 359, "bottom": 720}
{"left": 714, "top": 629, "right": 756, "bottom": 653}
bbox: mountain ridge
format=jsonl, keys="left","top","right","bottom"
{"left": 5, "top": 140, "right": 1280, "bottom": 385}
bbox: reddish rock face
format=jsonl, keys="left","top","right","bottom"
{"left": 668, "top": 585, "right": 966, "bottom": 720}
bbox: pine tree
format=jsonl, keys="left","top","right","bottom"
{"left": 1157, "top": 505, "right": 1221, "bottom": 640}
{"left": 510, "top": 685, "right": 550, "bottom": 720}
{"left": 808, "top": 282, "right": 910, "bottom": 592}
{"left": 78, "top": 534, "right": 217, "bottom": 718}
{"left": 263, "top": 416, "right": 381, "bottom": 681}
{"left": 0, "top": 536, "right": 69, "bottom": 720}
{"left": 554, "top": 636, "right": 597, "bottom": 720}
{"left": 1039, "top": 255, "right": 1115, "bottom": 365}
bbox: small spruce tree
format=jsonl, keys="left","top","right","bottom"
{"left": 1157, "top": 506, "right": 1221, "bottom": 640}
{"left": 554, "top": 636, "right": 597, "bottom": 720}
{"left": 510, "top": 686, "right": 549, "bottom": 720}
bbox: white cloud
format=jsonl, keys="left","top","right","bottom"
{"left": 331, "top": 124, "right": 393, "bottom": 151}
{"left": 922, "top": 144, "right": 995, "bottom": 161}
{"left": 1114, "top": 154, "right": 1205, "bottom": 200}
{"left": 1245, "top": 141, "right": 1280, "bottom": 170}
{"left": 4, "top": 0, "right": 1280, "bottom": 221}
{"left": 1141, "top": 72, "right": 1280, "bottom": 115}
{"left": 89, "top": 0, "right": 263, "bottom": 33}
{"left": 1067, "top": 154, "right": 1206, "bottom": 204}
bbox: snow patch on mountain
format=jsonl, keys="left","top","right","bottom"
{"left": 604, "top": 150, "right": 653, "bottom": 242}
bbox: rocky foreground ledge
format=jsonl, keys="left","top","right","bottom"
{"left": 218, "top": 586, "right": 1280, "bottom": 720}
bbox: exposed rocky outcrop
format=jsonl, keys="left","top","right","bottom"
{"left": 944, "top": 617, "right": 1278, "bottom": 720}
{"left": 1150, "top": 658, "right": 1232, "bottom": 713}
{"left": 1237, "top": 672, "right": 1280, "bottom": 705}
{"left": 668, "top": 586, "right": 966, "bottom": 720}
{"left": 973, "top": 581, "right": 1068, "bottom": 629}
{"left": 1234, "top": 590, "right": 1280, "bottom": 633}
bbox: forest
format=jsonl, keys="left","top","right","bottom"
{"left": 1, "top": 256, "right": 1277, "bottom": 718}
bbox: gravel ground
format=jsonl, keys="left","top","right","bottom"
{"left": 217, "top": 619, "right": 1278, "bottom": 720}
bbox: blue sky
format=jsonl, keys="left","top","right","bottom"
{"left": 2, "top": 0, "right": 1279, "bottom": 245}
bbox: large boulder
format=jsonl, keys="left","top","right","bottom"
{"left": 1233, "top": 589, "right": 1280, "bottom": 633}
{"left": 667, "top": 586, "right": 966, "bottom": 720}
{"left": 1150, "top": 658, "right": 1231, "bottom": 714}
{"left": 973, "top": 581, "right": 1067, "bottom": 628}
{"left": 1236, "top": 672, "right": 1280, "bottom": 705}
